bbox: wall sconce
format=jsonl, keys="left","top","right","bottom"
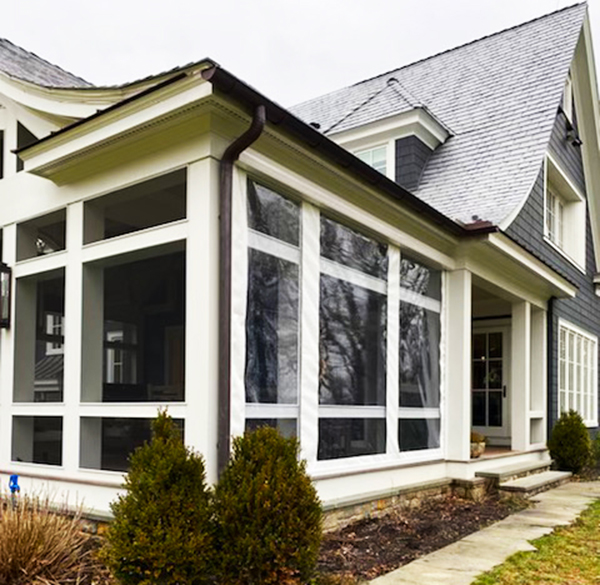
{"left": 0, "top": 262, "right": 12, "bottom": 329}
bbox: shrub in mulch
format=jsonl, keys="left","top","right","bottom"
{"left": 213, "top": 427, "right": 322, "bottom": 585}
{"left": 548, "top": 410, "right": 592, "bottom": 474}
{"left": 317, "top": 494, "right": 526, "bottom": 583}
{"left": 0, "top": 496, "right": 110, "bottom": 585}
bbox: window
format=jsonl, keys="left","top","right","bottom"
{"left": 399, "top": 256, "right": 441, "bottom": 450}
{"left": 242, "top": 179, "right": 443, "bottom": 465}
{"left": 355, "top": 145, "right": 387, "bottom": 175}
{"left": 544, "top": 155, "right": 586, "bottom": 269}
{"left": 319, "top": 216, "right": 388, "bottom": 460}
{"left": 545, "top": 186, "right": 564, "bottom": 248}
{"left": 563, "top": 73, "right": 574, "bottom": 122}
{"left": 12, "top": 416, "right": 63, "bottom": 466}
{"left": 14, "top": 271, "right": 65, "bottom": 403}
{"left": 83, "top": 170, "right": 186, "bottom": 244}
{"left": 244, "top": 181, "right": 300, "bottom": 437}
{"left": 558, "top": 320, "right": 597, "bottom": 427}
{"left": 17, "top": 209, "right": 66, "bottom": 261}
{"left": 80, "top": 417, "right": 184, "bottom": 471}
{"left": 16, "top": 122, "right": 37, "bottom": 172}
{"left": 81, "top": 249, "right": 185, "bottom": 402}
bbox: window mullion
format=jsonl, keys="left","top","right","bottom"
{"left": 387, "top": 247, "right": 400, "bottom": 457}
{"left": 299, "top": 203, "right": 320, "bottom": 463}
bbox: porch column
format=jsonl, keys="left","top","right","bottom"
{"left": 446, "top": 269, "right": 472, "bottom": 461}
{"left": 529, "top": 307, "right": 547, "bottom": 446}
{"left": 511, "top": 301, "right": 531, "bottom": 451}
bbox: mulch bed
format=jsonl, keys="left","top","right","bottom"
{"left": 317, "top": 494, "right": 524, "bottom": 583}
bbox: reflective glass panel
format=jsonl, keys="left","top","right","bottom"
{"left": 400, "top": 256, "right": 441, "bottom": 300}
{"left": 399, "top": 304, "right": 440, "bottom": 407}
{"left": 245, "top": 250, "right": 299, "bottom": 404}
{"left": 245, "top": 418, "right": 297, "bottom": 439}
{"left": 320, "top": 216, "right": 388, "bottom": 278}
{"left": 12, "top": 416, "right": 62, "bottom": 466}
{"left": 398, "top": 418, "right": 440, "bottom": 451}
{"left": 488, "top": 392, "right": 502, "bottom": 427}
{"left": 472, "top": 392, "right": 486, "bottom": 426}
{"left": 247, "top": 181, "right": 300, "bottom": 246}
{"left": 318, "top": 418, "right": 386, "bottom": 460}
{"left": 319, "top": 275, "right": 386, "bottom": 406}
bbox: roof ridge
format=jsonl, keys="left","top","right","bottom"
{"left": 324, "top": 81, "right": 392, "bottom": 133}
{"left": 0, "top": 37, "right": 92, "bottom": 87}
{"left": 349, "top": 2, "right": 586, "bottom": 89}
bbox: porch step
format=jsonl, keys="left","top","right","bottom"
{"left": 475, "top": 460, "right": 552, "bottom": 484}
{"left": 498, "top": 470, "right": 572, "bottom": 498}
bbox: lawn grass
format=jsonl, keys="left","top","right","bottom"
{"left": 473, "top": 499, "right": 600, "bottom": 584}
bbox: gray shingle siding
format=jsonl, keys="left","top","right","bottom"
{"left": 506, "top": 111, "right": 600, "bottom": 433}
{"left": 395, "top": 136, "right": 433, "bottom": 191}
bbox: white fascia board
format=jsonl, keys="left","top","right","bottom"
{"left": 486, "top": 232, "right": 576, "bottom": 298}
{"left": 329, "top": 108, "right": 450, "bottom": 151}
{"left": 19, "top": 75, "right": 213, "bottom": 176}
{"left": 573, "top": 15, "right": 600, "bottom": 269}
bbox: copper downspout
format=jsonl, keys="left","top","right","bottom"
{"left": 217, "top": 105, "right": 266, "bottom": 475}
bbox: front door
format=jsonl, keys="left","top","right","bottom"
{"left": 472, "top": 327, "right": 510, "bottom": 445}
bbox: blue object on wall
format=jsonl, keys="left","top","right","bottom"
{"left": 9, "top": 474, "right": 20, "bottom": 494}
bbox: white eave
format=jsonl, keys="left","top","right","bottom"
{"left": 16, "top": 67, "right": 214, "bottom": 181}
{"left": 327, "top": 107, "right": 452, "bottom": 152}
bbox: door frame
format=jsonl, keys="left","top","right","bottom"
{"left": 472, "top": 322, "right": 511, "bottom": 446}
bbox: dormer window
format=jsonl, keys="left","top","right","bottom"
{"left": 543, "top": 154, "right": 586, "bottom": 270}
{"left": 545, "top": 186, "right": 564, "bottom": 248}
{"left": 563, "top": 73, "right": 574, "bottom": 123}
{"left": 355, "top": 145, "right": 387, "bottom": 175}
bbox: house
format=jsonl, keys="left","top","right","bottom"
{"left": 0, "top": 3, "right": 598, "bottom": 515}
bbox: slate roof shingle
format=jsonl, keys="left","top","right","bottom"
{"left": 0, "top": 38, "right": 91, "bottom": 89}
{"left": 291, "top": 3, "right": 588, "bottom": 227}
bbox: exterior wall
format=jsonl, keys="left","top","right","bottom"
{"left": 395, "top": 136, "right": 433, "bottom": 192}
{"left": 505, "top": 110, "right": 600, "bottom": 432}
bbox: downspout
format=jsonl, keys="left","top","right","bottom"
{"left": 547, "top": 296, "right": 555, "bottom": 440}
{"left": 217, "top": 105, "right": 266, "bottom": 475}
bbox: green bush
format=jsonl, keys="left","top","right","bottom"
{"left": 213, "top": 426, "right": 322, "bottom": 585}
{"left": 548, "top": 410, "right": 592, "bottom": 473}
{"left": 103, "top": 411, "right": 213, "bottom": 585}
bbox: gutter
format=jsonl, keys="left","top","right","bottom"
{"left": 217, "top": 104, "right": 266, "bottom": 474}
{"left": 201, "top": 65, "right": 496, "bottom": 238}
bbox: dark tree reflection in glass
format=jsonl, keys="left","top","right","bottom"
{"left": 245, "top": 250, "right": 299, "bottom": 404}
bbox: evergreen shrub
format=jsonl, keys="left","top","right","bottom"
{"left": 103, "top": 411, "right": 213, "bottom": 585}
{"left": 214, "top": 426, "right": 322, "bottom": 585}
{"left": 548, "top": 409, "right": 592, "bottom": 473}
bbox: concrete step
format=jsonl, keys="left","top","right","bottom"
{"left": 499, "top": 470, "right": 572, "bottom": 498}
{"left": 475, "top": 460, "right": 552, "bottom": 484}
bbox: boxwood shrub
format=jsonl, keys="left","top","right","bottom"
{"left": 214, "top": 426, "right": 322, "bottom": 584}
{"left": 103, "top": 411, "right": 214, "bottom": 585}
{"left": 548, "top": 410, "right": 592, "bottom": 473}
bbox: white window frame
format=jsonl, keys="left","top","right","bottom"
{"left": 558, "top": 318, "right": 598, "bottom": 427}
{"left": 543, "top": 154, "right": 586, "bottom": 272}
{"left": 355, "top": 144, "right": 389, "bottom": 177}
{"left": 45, "top": 312, "right": 64, "bottom": 355}
{"left": 236, "top": 177, "right": 444, "bottom": 477}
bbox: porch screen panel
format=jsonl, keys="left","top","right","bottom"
{"left": 318, "top": 216, "right": 387, "bottom": 460}
{"left": 244, "top": 181, "right": 300, "bottom": 433}
{"left": 398, "top": 256, "right": 441, "bottom": 451}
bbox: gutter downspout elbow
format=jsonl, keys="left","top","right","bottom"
{"left": 218, "top": 105, "right": 266, "bottom": 476}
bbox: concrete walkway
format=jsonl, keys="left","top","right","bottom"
{"left": 369, "top": 481, "right": 600, "bottom": 585}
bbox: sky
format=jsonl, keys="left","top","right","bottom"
{"left": 2, "top": 0, "right": 599, "bottom": 107}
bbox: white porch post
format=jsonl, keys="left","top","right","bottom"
{"left": 446, "top": 269, "right": 472, "bottom": 461}
{"left": 186, "top": 157, "right": 220, "bottom": 485}
{"left": 511, "top": 301, "right": 531, "bottom": 451}
{"left": 529, "top": 307, "right": 547, "bottom": 446}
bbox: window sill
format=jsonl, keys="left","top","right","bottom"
{"left": 543, "top": 235, "right": 585, "bottom": 274}
{"left": 308, "top": 449, "right": 444, "bottom": 480}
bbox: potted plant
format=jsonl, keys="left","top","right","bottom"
{"left": 470, "top": 431, "right": 486, "bottom": 458}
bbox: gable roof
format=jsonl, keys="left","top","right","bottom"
{"left": 0, "top": 38, "right": 91, "bottom": 88}
{"left": 291, "top": 3, "right": 588, "bottom": 227}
